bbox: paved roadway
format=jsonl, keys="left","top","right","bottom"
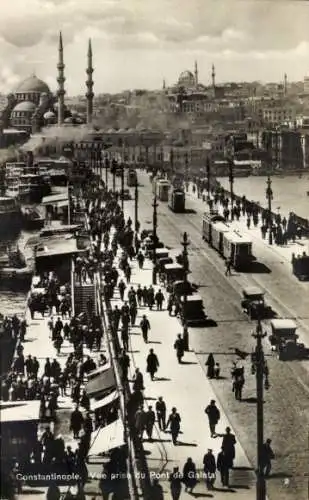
{"left": 114, "top": 169, "right": 309, "bottom": 500}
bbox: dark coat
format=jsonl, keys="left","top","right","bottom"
{"left": 146, "top": 353, "right": 159, "bottom": 374}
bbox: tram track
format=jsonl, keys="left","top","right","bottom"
{"left": 122, "top": 172, "right": 309, "bottom": 500}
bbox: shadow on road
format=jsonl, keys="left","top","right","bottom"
{"left": 245, "top": 262, "right": 272, "bottom": 274}
{"left": 184, "top": 208, "right": 197, "bottom": 214}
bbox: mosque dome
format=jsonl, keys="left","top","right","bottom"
{"left": 12, "top": 101, "right": 37, "bottom": 113}
{"left": 178, "top": 70, "right": 196, "bottom": 87}
{"left": 15, "top": 74, "right": 50, "bottom": 94}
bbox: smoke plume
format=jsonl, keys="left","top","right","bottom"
{"left": 20, "top": 124, "right": 95, "bottom": 153}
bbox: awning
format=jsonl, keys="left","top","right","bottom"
{"left": 90, "top": 390, "right": 119, "bottom": 412}
{"left": 86, "top": 366, "right": 116, "bottom": 397}
{"left": 89, "top": 419, "right": 125, "bottom": 456}
{"left": 87, "top": 363, "right": 111, "bottom": 381}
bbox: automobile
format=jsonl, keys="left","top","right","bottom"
{"left": 241, "top": 286, "right": 272, "bottom": 319}
{"left": 178, "top": 294, "right": 207, "bottom": 326}
{"left": 168, "top": 280, "right": 198, "bottom": 296}
{"left": 119, "top": 189, "right": 131, "bottom": 200}
{"left": 268, "top": 319, "right": 309, "bottom": 360}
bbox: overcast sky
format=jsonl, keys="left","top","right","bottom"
{"left": 0, "top": 0, "right": 308, "bottom": 95}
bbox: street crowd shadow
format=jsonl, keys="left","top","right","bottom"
{"left": 204, "top": 318, "right": 218, "bottom": 328}
{"left": 155, "top": 377, "right": 171, "bottom": 382}
{"left": 213, "top": 487, "right": 236, "bottom": 493}
{"left": 245, "top": 262, "right": 272, "bottom": 274}
{"left": 146, "top": 438, "right": 171, "bottom": 443}
{"left": 177, "top": 441, "right": 198, "bottom": 447}
{"left": 184, "top": 208, "right": 197, "bottom": 214}
{"left": 241, "top": 397, "right": 258, "bottom": 404}
{"left": 191, "top": 493, "right": 214, "bottom": 498}
{"left": 229, "top": 484, "right": 250, "bottom": 489}
{"left": 232, "top": 466, "right": 254, "bottom": 471}
{"left": 144, "top": 396, "right": 156, "bottom": 400}
{"left": 148, "top": 340, "right": 162, "bottom": 344}
{"left": 181, "top": 361, "right": 198, "bottom": 365}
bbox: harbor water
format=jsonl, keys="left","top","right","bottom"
{"left": 217, "top": 175, "right": 309, "bottom": 220}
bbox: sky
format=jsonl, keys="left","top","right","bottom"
{"left": 0, "top": 0, "right": 309, "bottom": 95}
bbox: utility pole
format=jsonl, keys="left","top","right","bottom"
{"left": 134, "top": 174, "right": 139, "bottom": 233}
{"left": 252, "top": 321, "right": 268, "bottom": 500}
{"left": 206, "top": 156, "right": 211, "bottom": 200}
{"left": 184, "top": 152, "right": 189, "bottom": 191}
{"left": 112, "top": 158, "right": 116, "bottom": 194}
{"left": 228, "top": 157, "right": 234, "bottom": 220}
{"left": 105, "top": 155, "right": 109, "bottom": 189}
{"left": 181, "top": 232, "right": 190, "bottom": 350}
{"left": 121, "top": 165, "right": 125, "bottom": 211}
{"left": 266, "top": 176, "right": 273, "bottom": 245}
{"left": 152, "top": 193, "right": 158, "bottom": 285}
{"left": 170, "top": 148, "right": 174, "bottom": 180}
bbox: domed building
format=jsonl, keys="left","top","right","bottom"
{"left": 0, "top": 33, "right": 92, "bottom": 141}
{"left": 178, "top": 70, "right": 196, "bottom": 88}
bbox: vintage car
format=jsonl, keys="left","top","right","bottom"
{"left": 241, "top": 286, "right": 273, "bottom": 319}
{"left": 268, "top": 319, "right": 309, "bottom": 360}
{"left": 142, "top": 237, "right": 164, "bottom": 258}
{"left": 168, "top": 280, "right": 198, "bottom": 296}
{"left": 162, "top": 263, "right": 185, "bottom": 285}
{"left": 178, "top": 294, "right": 207, "bottom": 326}
{"left": 155, "top": 248, "right": 170, "bottom": 260}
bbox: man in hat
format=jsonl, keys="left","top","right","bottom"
{"left": 203, "top": 449, "right": 216, "bottom": 490}
{"left": 261, "top": 438, "right": 275, "bottom": 477}
{"left": 205, "top": 400, "right": 220, "bottom": 438}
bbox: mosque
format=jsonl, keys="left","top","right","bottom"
{"left": 0, "top": 32, "right": 94, "bottom": 146}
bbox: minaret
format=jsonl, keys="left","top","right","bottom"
{"left": 163, "top": 79, "right": 166, "bottom": 90}
{"left": 86, "top": 39, "right": 94, "bottom": 125}
{"left": 57, "top": 31, "right": 65, "bottom": 126}
{"left": 212, "top": 63, "right": 216, "bottom": 89}
{"left": 284, "top": 73, "right": 287, "bottom": 96}
{"left": 194, "top": 60, "right": 198, "bottom": 87}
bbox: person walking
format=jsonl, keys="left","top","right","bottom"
{"left": 155, "top": 396, "right": 166, "bottom": 431}
{"left": 119, "top": 349, "right": 130, "bottom": 382}
{"left": 140, "top": 315, "right": 151, "bottom": 343}
{"left": 155, "top": 289, "right": 165, "bottom": 311}
{"left": 169, "top": 467, "right": 182, "bottom": 500}
{"left": 205, "top": 353, "right": 215, "bottom": 378}
{"left": 182, "top": 457, "right": 197, "bottom": 494}
{"left": 217, "top": 447, "right": 231, "bottom": 487}
{"left": 203, "top": 449, "right": 216, "bottom": 490}
{"left": 166, "top": 407, "right": 181, "bottom": 445}
{"left": 118, "top": 279, "right": 126, "bottom": 301}
{"left": 205, "top": 400, "right": 220, "bottom": 437}
{"left": 225, "top": 258, "right": 232, "bottom": 276}
{"left": 70, "top": 406, "right": 84, "bottom": 439}
{"left": 145, "top": 406, "right": 156, "bottom": 441}
{"left": 146, "top": 348, "right": 159, "bottom": 381}
{"left": 261, "top": 438, "right": 275, "bottom": 477}
{"left": 174, "top": 334, "right": 185, "bottom": 363}
{"left": 221, "top": 427, "right": 236, "bottom": 468}
{"left": 133, "top": 368, "right": 144, "bottom": 392}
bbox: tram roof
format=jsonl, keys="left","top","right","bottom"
{"left": 224, "top": 232, "right": 253, "bottom": 244}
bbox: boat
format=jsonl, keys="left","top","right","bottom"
{"left": 5, "top": 160, "right": 51, "bottom": 203}
{"left": 21, "top": 207, "right": 45, "bottom": 231}
{"left": 0, "top": 244, "right": 33, "bottom": 289}
{"left": 0, "top": 196, "right": 22, "bottom": 237}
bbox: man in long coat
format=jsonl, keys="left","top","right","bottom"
{"left": 146, "top": 349, "right": 159, "bottom": 380}
{"left": 70, "top": 406, "right": 84, "bottom": 439}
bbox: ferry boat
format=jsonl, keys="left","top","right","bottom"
{"left": 0, "top": 196, "right": 22, "bottom": 237}
{"left": 5, "top": 161, "right": 51, "bottom": 203}
{"left": 21, "top": 207, "right": 45, "bottom": 231}
{"left": 0, "top": 244, "right": 33, "bottom": 289}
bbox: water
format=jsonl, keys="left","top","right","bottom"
{"left": 217, "top": 175, "right": 309, "bottom": 220}
{"left": 0, "top": 229, "right": 35, "bottom": 317}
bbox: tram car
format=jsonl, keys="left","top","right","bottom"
{"left": 127, "top": 169, "right": 137, "bottom": 186}
{"left": 292, "top": 253, "right": 309, "bottom": 281}
{"left": 168, "top": 188, "right": 185, "bottom": 213}
{"left": 157, "top": 179, "right": 170, "bottom": 201}
{"left": 202, "top": 212, "right": 254, "bottom": 270}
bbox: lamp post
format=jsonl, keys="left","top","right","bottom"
{"left": 266, "top": 176, "right": 273, "bottom": 245}
{"left": 184, "top": 152, "right": 189, "bottom": 192}
{"left": 120, "top": 165, "right": 125, "bottom": 211}
{"left": 134, "top": 175, "right": 139, "bottom": 233}
{"left": 152, "top": 193, "right": 158, "bottom": 285}
{"left": 206, "top": 157, "right": 211, "bottom": 200}
{"left": 228, "top": 157, "right": 234, "bottom": 220}
{"left": 251, "top": 321, "right": 269, "bottom": 500}
{"left": 181, "top": 232, "right": 190, "bottom": 351}
{"left": 112, "top": 158, "right": 116, "bottom": 194}
{"left": 105, "top": 156, "right": 109, "bottom": 189}
{"left": 170, "top": 148, "right": 174, "bottom": 180}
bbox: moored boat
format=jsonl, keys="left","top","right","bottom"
{"left": 0, "top": 244, "right": 33, "bottom": 289}
{"left": 21, "top": 207, "right": 45, "bottom": 231}
{"left": 0, "top": 196, "right": 22, "bottom": 237}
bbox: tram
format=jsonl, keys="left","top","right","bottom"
{"left": 157, "top": 179, "right": 170, "bottom": 201}
{"left": 202, "top": 212, "right": 254, "bottom": 270}
{"left": 168, "top": 188, "right": 185, "bottom": 213}
{"left": 127, "top": 169, "right": 137, "bottom": 186}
